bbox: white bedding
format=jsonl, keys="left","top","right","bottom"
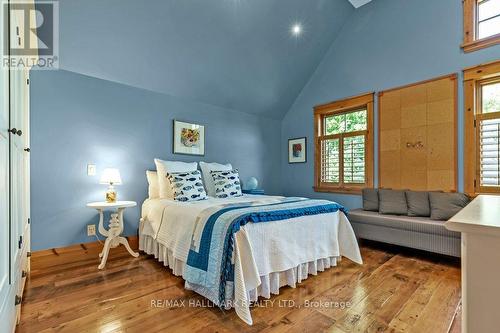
{"left": 139, "top": 195, "right": 362, "bottom": 324}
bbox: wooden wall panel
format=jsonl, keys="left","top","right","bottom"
{"left": 401, "top": 126, "right": 427, "bottom": 190}
{"left": 378, "top": 74, "right": 457, "bottom": 191}
{"left": 380, "top": 151, "right": 401, "bottom": 189}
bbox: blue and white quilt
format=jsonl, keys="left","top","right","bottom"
{"left": 182, "top": 197, "right": 348, "bottom": 307}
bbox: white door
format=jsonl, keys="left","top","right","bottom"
{"left": 0, "top": 0, "right": 11, "bottom": 314}
{"left": 0, "top": 2, "right": 31, "bottom": 330}
{"left": 9, "top": 68, "right": 28, "bottom": 279}
{"left": 8, "top": 5, "right": 30, "bottom": 282}
{"left": 23, "top": 70, "right": 30, "bottom": 259}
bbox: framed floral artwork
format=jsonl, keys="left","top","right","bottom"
{"left": 288, "top": 137, "right": 306, "bottom": 163}
{"left": 173, "top": 120, "right": 205, "bottom": 156}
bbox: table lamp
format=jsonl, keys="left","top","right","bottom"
{"left": 246, "top": 177, "right": 258, "bottom": 190}
{"left": 99, "top": 168, "right": 122, "bottom": 203}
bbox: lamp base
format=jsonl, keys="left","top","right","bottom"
{"left": 105, "top": 185, "right": 117, "bottom": 203}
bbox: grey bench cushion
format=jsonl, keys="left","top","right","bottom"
{"left": 348, "top": 209, "right": 460, "bottom": 238}
{"left": 429, "top": 192, "right": 470, "bottom": 220}
{"left": 378, "top": 189, "right": 407, "bottom": 215}
{"left": 405, "top": 190, "right": 431, "bottom": 217}
{"left": 362, "top": 188, "right": 379, "bottom": 211}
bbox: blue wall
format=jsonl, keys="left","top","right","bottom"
{"left": 30, "top": 69, "right": 282, "bottom": 250}
{"left": 30, "top": 0, "right": 500, "bottom": 250}
{"left": 281, "top": 0, "right": 500, "bottom": 209}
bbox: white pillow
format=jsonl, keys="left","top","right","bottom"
{"left": 146, "top": 170, "right": 159, "bottom": 199}
{"left": 154, "top": 159, "right": 198, "bottom": 198}
{"left": 199, "top": 161, "right": 232, "bottom": 197}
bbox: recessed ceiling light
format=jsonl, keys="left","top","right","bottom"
{"left": 291, "top": 23, "right": 302, "bottom": 36}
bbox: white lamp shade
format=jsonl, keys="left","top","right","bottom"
{"left": 99, "top": 168, "right": 122, "bottom": 185}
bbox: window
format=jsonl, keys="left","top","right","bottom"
{"left": 314, "top": 93, "right": 374, "bottom": 194}
{"left": 464, "top": 60, "right": 500, "bottom": 194}
{"left": 477, "top": 81, "right": 500, "bottom": 189}
{"left": 463, "top": 0, "right": 500, "bottom": 52}
{"left": 478, "top": 0, "right": 500, "bottom": 39}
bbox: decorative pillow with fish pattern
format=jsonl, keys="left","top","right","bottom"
{"left": 210, "top": 169, "right": 243, "bottom": 198}
{"left": 167, "top": 170, "right": 207, "bottom": 202}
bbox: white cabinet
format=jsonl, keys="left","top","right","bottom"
{"left": 9, "top": 67, "right": 31, "bottom": 326}
{"left": 0, "top": 2, "right": 11, "bottom": 328}
{"left": 445, "top": 196, "right": 500, "bottom": 333}
{"left": 0, "top": 1, "right": 32, "bottom": 332}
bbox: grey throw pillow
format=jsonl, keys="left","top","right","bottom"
{"left": 379, "top": 189, "right": 408, "bottom": 215}
{"left": 362, "top": 188, "right": 379, "bottom": 211}
{"left": 429, "top": 192, "right": 470, "bottom": 221}
{"left": 405, "top": 191, "right": 430, "bottom": 217}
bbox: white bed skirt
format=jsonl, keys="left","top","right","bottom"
{"left": 139, "top": 234, "right": 341, "bottom": 302}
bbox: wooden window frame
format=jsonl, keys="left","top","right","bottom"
{"left": 462, "top": 0, "right": 500, "bottom": 53}
{"left": 464, "top": 60, "right": 500, "bottom": 195}
{"left": 313, "top": 92, "right": 374, "bottom": 194}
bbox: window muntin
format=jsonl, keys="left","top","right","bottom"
{"left": 478, "top": 0, "right": 500, "bottom": 39}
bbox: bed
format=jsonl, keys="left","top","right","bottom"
{"left": 139, "top": 194, "right": 362, "bottom": 325}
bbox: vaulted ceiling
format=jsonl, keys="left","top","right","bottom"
{"left": 55, "top": 0, "right": 363, "bottom": 119}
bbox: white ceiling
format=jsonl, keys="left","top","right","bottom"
{"left": 348, "top": 0, "right": 372, "bottom": 8}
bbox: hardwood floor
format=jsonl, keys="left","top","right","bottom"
{"left": 18, "top": 239, "right": 461, "bottom": 333}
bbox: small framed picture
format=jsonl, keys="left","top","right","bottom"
{"left": 173, "top": 120, "right": 205, "bottom": 156}
{"left": 288, "top": 137, "right": 307, "bottom": 163}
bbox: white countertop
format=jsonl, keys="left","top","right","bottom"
{"left": 445, "top": 195, "right": 500, "bottom": 235}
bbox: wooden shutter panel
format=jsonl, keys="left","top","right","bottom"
{"left": 343, "top": 135, "right": 365, "bottom": 184}
{"left": 320, "top": 138, "right": 340, "bottom": 184}
{"left": 479, "top": 118, "right": 500, "bottom": 187}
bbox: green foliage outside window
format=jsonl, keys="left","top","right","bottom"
{"left": 325, "top": 109, "right": 367, "bottom": 135}
{"left": 483, "top": 82, "right": 500, "bottom": 114}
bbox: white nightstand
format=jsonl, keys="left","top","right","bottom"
{"left": 86, "top": 201, "right": 139, "bottom": 269}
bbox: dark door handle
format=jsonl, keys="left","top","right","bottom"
{"left": 8, "top": 128, "right": 17, "bottom": 134}
{"left": 24, "top": 148, "right": 30, "bottom": 152}
{"left": 16, "top": 129, "right": 22, "bottom": 136}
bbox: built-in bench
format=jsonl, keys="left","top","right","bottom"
{"left": 348, "top": 189, "right": 469, "bottom": 257}
{"left": 349, "top": 209, "right": 461, "bottom": 257}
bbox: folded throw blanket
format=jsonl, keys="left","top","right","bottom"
{"left": 183, "top": 197, "right": 348, "bottom": 306}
